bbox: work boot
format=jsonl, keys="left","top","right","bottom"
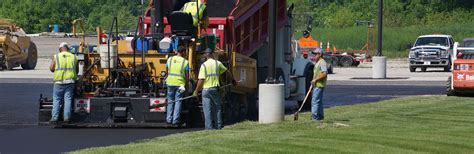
{"left": 165, "top": 123, "right": 174, "bottom": 128}
{"left": 49, "top": 119, "right": 59, "bottom": 125}
{"left": 63, "top": 119, "right": 70, "bottom": 124}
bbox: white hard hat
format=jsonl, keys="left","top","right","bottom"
{"left": 59, "top": 42, "right": 69, "bottom": 48}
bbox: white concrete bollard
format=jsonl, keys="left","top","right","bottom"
{"left": 372, "top": 56, "right": 387, "bottom": 79}
{"left": 258, "top": 83, "right": 285, "bottom": 124}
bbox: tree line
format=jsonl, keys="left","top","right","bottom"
{"left": 289, "top": 0, "right": 474, "bottom": 28}
{"left": 0, "top": 0, "right": 149, "bottom": 33}
{"left": 2, "top": 0, "right": 474, "bottom": 33}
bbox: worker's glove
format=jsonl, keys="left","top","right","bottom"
{"left": 192, "top": 90, "right": 199, "bottom": 97}
{"left": 232, "top": 79, "right": 238, "bottom": 86}
{"left": 178, "top": 86, "right": 186, "bottom": 93}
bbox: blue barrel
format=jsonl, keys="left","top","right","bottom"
{"left": 136, "top": 38, "right": 149, "bottom": 53}
{"left": 53, "top": 24, "right": 60, "bottom": 32}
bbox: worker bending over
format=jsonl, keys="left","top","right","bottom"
{"left": 193, "top": 48, "right": 236, "bottom": 129}
{"left": 166, "top": 46, "right": 190, "bottom": 127}
{"left": 49, "top": 42, "right": 78, "bottom": 124}
{"left": 310, "top": 48, "right": 328, "bottom": 121}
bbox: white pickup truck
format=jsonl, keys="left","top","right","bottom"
{"left": 409, "top": 35, "right": 454, "bottom": 72}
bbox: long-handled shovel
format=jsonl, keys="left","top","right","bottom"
{"left": 294, "top": 84, "right": 313, "bottom": 121}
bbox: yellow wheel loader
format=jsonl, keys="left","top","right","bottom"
{"left": 0, "top": 19, "right": 37, "bottom": 70}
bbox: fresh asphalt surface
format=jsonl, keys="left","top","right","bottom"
{"left": 0, "top": 78, "right": 444, "bottom": 153}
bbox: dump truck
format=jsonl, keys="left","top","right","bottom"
{"left": 39, "top": 0, "right": 314, "bottom": 127}
{"left": 447, "top": 40, "right": 474, "bottom": 96}
{"left": 293, "top": 16, "right": 333, "bottom": 74}
{"left": 0, "top": 19, "right": 37, "bottom": 70}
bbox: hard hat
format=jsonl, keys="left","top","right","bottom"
{"left": 204, "top": 48, "right": 214, "bottom": 54}
{"left": 311, "top": 48, "right": 323, "bottom": 55}
{"left": 177, "top": 46, "right": 186, "bottom": 53}
{"left": 59, "top": 42, "right": 69, "bottom": 48}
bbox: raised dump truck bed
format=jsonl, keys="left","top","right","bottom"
{"left": 144, "top": 0, "right": 287, "bottom": 56}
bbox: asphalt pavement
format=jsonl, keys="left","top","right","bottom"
{"left": 0, "top": 78, "right": 445, "bottom": 153}
{"left": 0, "top": 37, "right": 450, "bottom": 153}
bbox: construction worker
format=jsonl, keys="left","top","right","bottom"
{"left": 166, "top": 46, "right": 190, "bottom": 126}
{"left": 193, "top": 48, "right": 236, "bottom": 129}
{"left": 49, "top": 42, "right": 77, "bottom": 124}
{"left": 182, "top": 0, "right": 208, "bottom": 28}
{"left": 310, "top": 48, "right": 328, "bottom": 121}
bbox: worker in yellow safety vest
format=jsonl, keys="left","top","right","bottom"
{"left": 49, "top": 42, "right": 78, "bottom": 124}
{"left": 182, "top": 0, "right": 208, "bottom": 28}
{"left": 165, "top": 46, "right": 190, "bottom": 127}
{"left": 193, "top": 48, "right": 236, "bottom": 129}
{"left": 310, "top": 48, "right": 328, "bottom": 121}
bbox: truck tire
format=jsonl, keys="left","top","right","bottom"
{"left": 331, "top": 56, "right": 339, "bottom": 67}
{"left": 299, "top": 65, "right": 314, "bottom": 110}
{"left": 0, "top": 53, "right": 5, "bottom": 70}
{"left": 224, "top": 92, "right": 243, "bottom": 124}
{"left": 21, "top": 42, "right": 38, "bottom": 70}
{"left": 444, "top": 61, "right": 451, "bottom": 72}
{"left": 421, "top": 67, "right": 427, "bottom": 72}
{"left": 409, "top": 66, "right": 416, "bottom": 72}
{"left": 246, "top": 93, "right": 258, "bottom": 121}
{"left": 353, "top": 61, "right": 360, "bottom": 67}
{"left": 339, "top": 56, "right": 353, "bottom": 67}
{"left": 446, "top": 76, "right": 456, "bottom": 96}
{"left": 327, "top": 64, "right": 333, "bottom": 74}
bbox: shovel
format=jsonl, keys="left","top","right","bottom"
{"left": 294, "top": 84, "right": 313, "bottom": 121}
{"left": 150, "top": 82, "right": 238, "bottom": 108}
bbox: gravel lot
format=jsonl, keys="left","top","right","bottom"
{"left": 1, "top": 36, "right": 451, "bottom": 82}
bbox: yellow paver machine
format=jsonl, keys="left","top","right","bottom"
{"left": 39, "top": 0, "right": 303, "bottom": 128}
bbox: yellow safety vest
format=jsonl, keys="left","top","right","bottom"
{"left": 198, "top": 58, "right": 227, "bottom": 88}
{"left": 54, "top": 52, "right": 77, "bottom": 81}
{"left": 313, "top": 59, "right": 327, "bottom": 88}
{"left": 183, "top": 1, "right": 206, "bottom": 26}
{"left": 166, "top": 56, "right": 189, "bottom": 86}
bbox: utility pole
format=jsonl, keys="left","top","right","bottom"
{"left": 377, "top": 0, "right": 383, "bottom": 56}
{"left": 266, "top": 0, "right": 277, "bottom": 83}
{"left": 372, "top": 0, "right": 386, "bottom": 79}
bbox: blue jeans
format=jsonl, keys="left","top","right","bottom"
{"left": 166, "top": 86, "right": 184, "bottom": 125}
{"left": 52, "top": 83, "right": 74, "bottom": 121}
{"left": 202, "top": 88, "right": 222, "bottom": 129}
{"left": 311, "top": 87, "right": 325, "bottom": 120}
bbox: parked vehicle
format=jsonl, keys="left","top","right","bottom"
{"left": 446, "top": 40, "right": 474, "bottom": 96}
{"left": 409, "top": 35, "right": 454, "bottom": 72}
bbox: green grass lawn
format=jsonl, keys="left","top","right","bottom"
{"left": 73, "top": 96, "right": 474, "bottom": 153}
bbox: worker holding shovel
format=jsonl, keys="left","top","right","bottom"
{"left": 310, "top": 48, "right": 328, "bottom": 121}
{"left": 193, "top": 48, "right": 237, "bottom": 130}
